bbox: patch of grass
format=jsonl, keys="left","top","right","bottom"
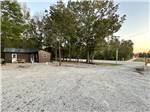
{"left": 61, "top": 61, "right": 121, "bottom": 66}
{"left": 94, "top": 62, "right": 121, "bottom": 66}
{"left": 133, "top": 58, "right": 145, "bottom": 62}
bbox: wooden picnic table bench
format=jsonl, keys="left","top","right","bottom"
{"left": 145, "top": 58, "right": 150, "bottom": 66}
{"left": 17, "top": 59, "right": 26, "bottom": 63}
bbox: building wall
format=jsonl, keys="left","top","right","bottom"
{"left": 4, "top": 51, "right": 50, "bottom": 63}
{"left": 38, "top": 50, "right": 51, "bottom": 63}
{"left": 17, "top": 53, "right": 30, "bottom": 62}
{"left": 5, "top": 53, "right": 12, "bottom": 63}
{"left": 4, "top": 53, "right": 37, "bottom": 63}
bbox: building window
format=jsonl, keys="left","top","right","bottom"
{"left": 13, "top": 54, "right": 16, "bottom": 58}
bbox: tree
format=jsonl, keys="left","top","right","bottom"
{"left": 28, "top": 14, "right": 45, "bottom": 49}
{"left": 21, "top": 3, "right": 31, "bottom": 48}
{"left": 1, "top": 0, "right": 27, "bottom": 49}
{"left": 94, "top": 37, "right": 133, "bottom": 61}
{"left": 119, "top": 40, "right": 133, "bottom": 60}
{"left": 42, "top": 0, "right": 127, "bottom": 63}
{"left": 67, "top": 0, "right": 126, "bottom": 63}
{"left": 43, "top": 1, "right": 66, "bottom": 66}
{"left": 44, "top": 1, "right": 77, "bottom": 65}
{"left": 107, "top": 36, "right": 120, "bottom": 60}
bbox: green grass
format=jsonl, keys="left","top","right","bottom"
{"left": 133, "top": 58, "right": 145, "bottom": 62}
{"left": 62, "top": 61, "right": 121, "bottom": 66}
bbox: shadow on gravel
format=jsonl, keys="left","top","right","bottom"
{"left": 135, "top": 67, "right": 144, "bottom": 75}
{"left": 135, "top": 66, "right": 150, "bottom": 75}
{"left": 17, "top": 65, "right": 31, "bottom": 68}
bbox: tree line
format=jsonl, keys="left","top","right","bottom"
{"left": 139, "top": 52, "right": 150, "bottom": 58}
{"left": 1, "top": 0, "right": 134, "bottom": 64}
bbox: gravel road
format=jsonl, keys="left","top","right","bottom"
{"left": 1, "top": 61, "right": 150, "bottom": 112}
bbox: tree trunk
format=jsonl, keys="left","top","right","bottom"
{"left": 62, "top": 49, "right": 64, "bottom": 62}
{"left": 76, "top": 56, "right": 78, "bottom": 63}
{"left": 87, "top": 51, "right": 90, "bottom": 63}
{"left": 58, "top": 40, "right": 61, "bottom": 66}
{"left": 77, "top": 55, "right": 79, "bottom": 63}
{"left": 91, "top": 53, "right": 95, "bottom": 63}
{"left": 69, "top": 43, "right": 71, "bottom": 61}
{"left": 116, "top": 49, "right": 118, "bottom": 64}
{"left": 55, "top": 48, "right": 57, "bottom": 61}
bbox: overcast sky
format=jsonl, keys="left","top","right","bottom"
{"left": 18, "top": 0, "right": 150, "bottom": 53}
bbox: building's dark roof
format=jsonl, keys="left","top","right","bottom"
{"left": 3, "top": 48, "right": 37, "bottom": 53}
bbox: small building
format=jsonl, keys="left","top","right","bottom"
{"left": 38, "top": 50, "right": 51, "bottom": 63}
{"left": 2, "top": 48, "right": 51, "bottom": 63}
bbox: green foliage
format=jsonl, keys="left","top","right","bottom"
{"left": 28, "top": 16, "right": 45, "bottom": 49}
{"left": 139, "top": 52, "right": 150, "bottom": 58}
{"left": 1, "top": 0, "right": 133, "bottom": 62}
{"left": 43, "top": 0, "right": 127, "bottom": 63}
{"left": 119, "top": 40, "right": 133, "bottom": 60}
{"left": 133, "top": 58, "right": 145, "bottom": 62}
{"left": 95, "top": 38, "right": 134, "bottom": 60}
{"left": 1, "top": 0, "right": 26, "bottom": 48}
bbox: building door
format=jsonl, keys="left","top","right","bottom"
{"left": 30, "top": 54, "right": 34, "bottom": 63}
{"left": 12, "top": 53, "right": 17, "bottom": 63}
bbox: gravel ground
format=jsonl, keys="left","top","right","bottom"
{"left": 1, "top": 61, "right": 150, "bottom": 112}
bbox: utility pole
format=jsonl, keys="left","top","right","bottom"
{"left": 116, "top": 49, "right": 118, "bottom": 64}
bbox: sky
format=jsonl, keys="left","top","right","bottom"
{"left": 18, "top": 0, "right": 150, "bottom": 53}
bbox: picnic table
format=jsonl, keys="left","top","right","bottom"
{"left": 145, "top": 58, "right": 150, "bottom": 66}
{"left": 17, "top": 59, "right": 26, "bottom": 63}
